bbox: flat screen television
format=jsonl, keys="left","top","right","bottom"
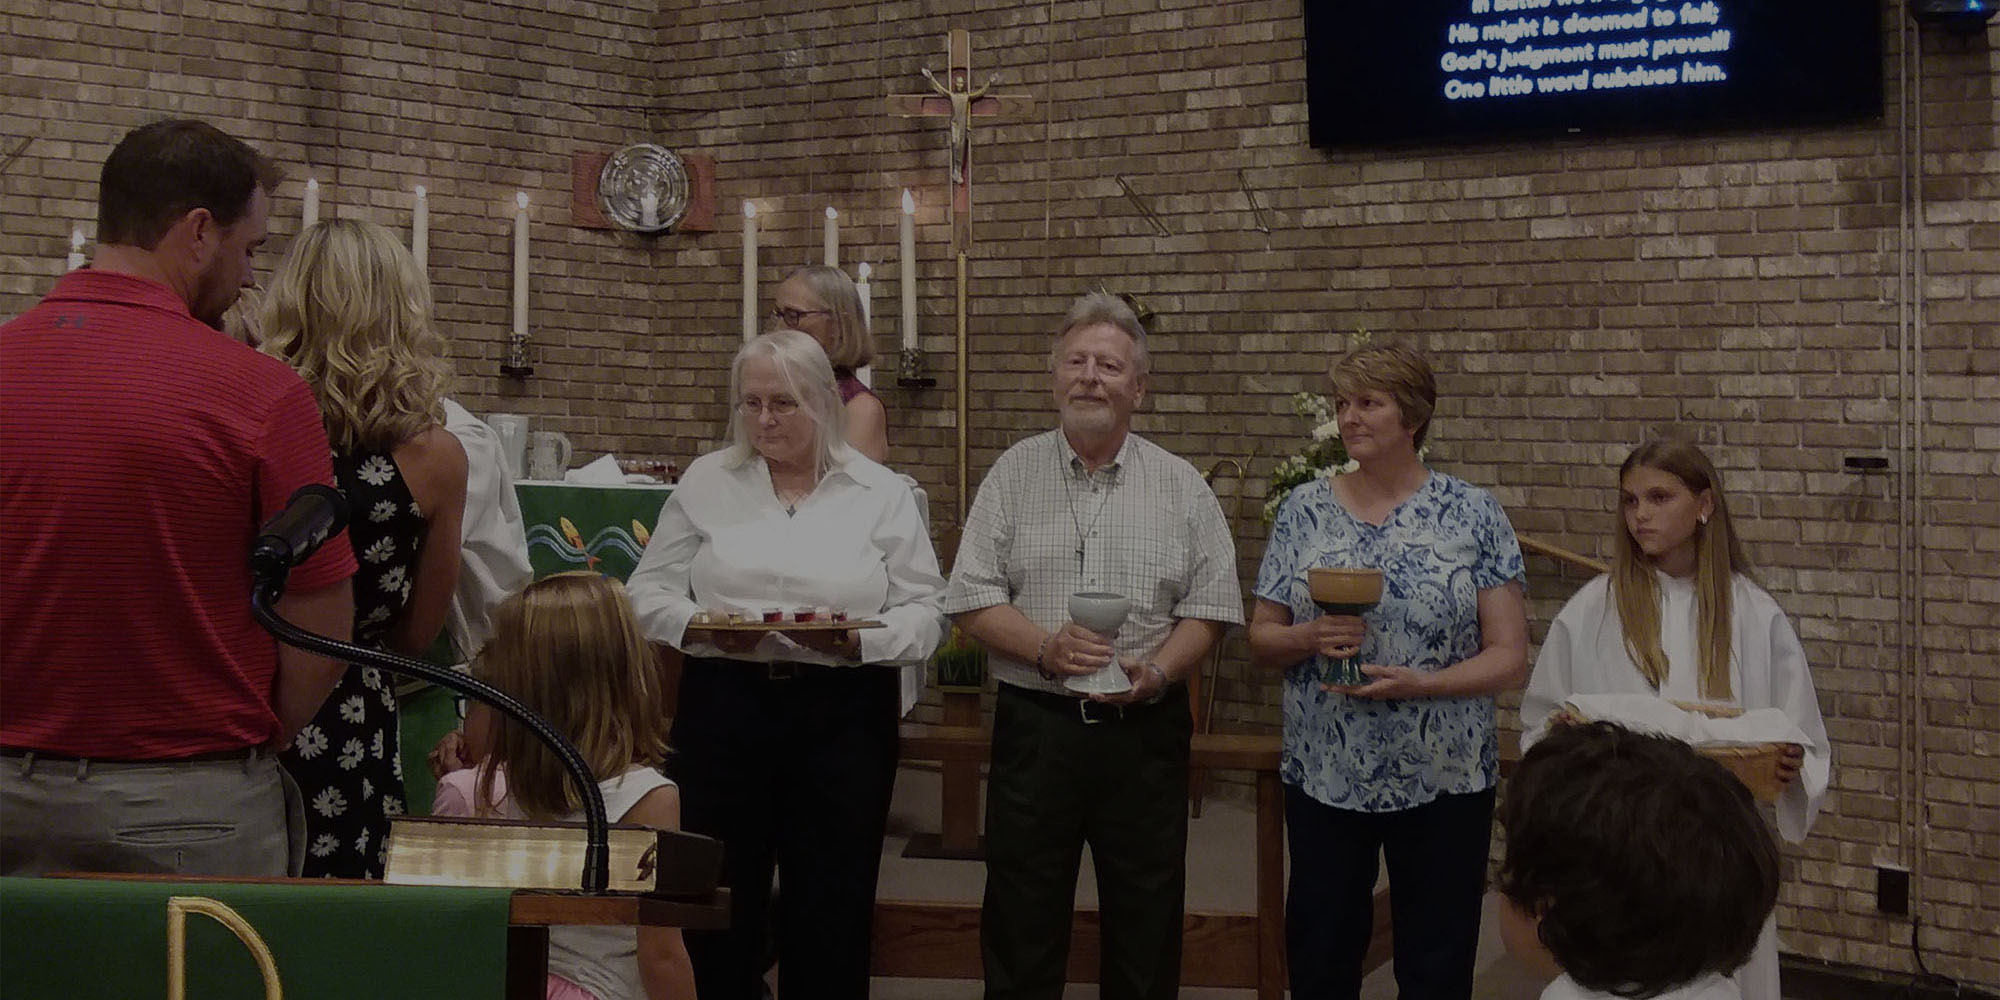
{"left": 1305, "top": 0, "right": 1883, "bottom": 148}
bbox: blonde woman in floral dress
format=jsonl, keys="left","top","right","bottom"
{"left": 262, "top": 220, "right": 466, "bottom": 877}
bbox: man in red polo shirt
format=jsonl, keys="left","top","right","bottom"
{"left": 0, "top": 119, "right": 357, "bottom": 877}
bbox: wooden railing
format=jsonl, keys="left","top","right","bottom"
{"left": 1517, "top": 534, "right": 1609, "bottom": 576}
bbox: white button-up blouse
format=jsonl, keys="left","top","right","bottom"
{"left": 626, "top": 446, "right": 946, "bottom": 668}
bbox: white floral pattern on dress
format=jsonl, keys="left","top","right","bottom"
{"left": 313, "top": 787, "right": 348, "bottom": 817}
{"left": 338, "top": 738, "right": 366, "bottom": 770}
{"left": 356, "top": 455, "right": 396, "bottom": 486}
{"left": 294, "top": 725, "right": 328, "bottom": 759}
{"left": 287, "top": 445, "right": 421, "bottom": 880}
{"left": 310, "top": 833, "right": 339, "bottom": 857}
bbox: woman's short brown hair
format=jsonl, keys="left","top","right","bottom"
{"left": 1329, "top": 341, "right": 1437, "bottom": 449}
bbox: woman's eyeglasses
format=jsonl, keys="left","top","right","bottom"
{"left": 771, "top": 307, "right": 830, "bottom": 327}
{"left": 737, "top": 396, "right": 801, "bottom": 418}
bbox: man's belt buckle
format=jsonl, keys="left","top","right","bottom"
{"left": 767, "top": 662, "right": 801, "bottom": 681}
{"left": 1079, "top": 699, "right": 1123, "bottom": 725}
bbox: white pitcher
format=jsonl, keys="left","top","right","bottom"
{"left": 526, "top": 431, "right": 573, "bottom": 481}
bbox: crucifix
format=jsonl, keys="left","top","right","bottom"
{"left": 886, "top": 29, "right": 1034, "bottom": 254}
{"left": 885, "top": 28, "right": 1033, "bottom": 524}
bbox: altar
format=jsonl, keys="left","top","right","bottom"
{"left": 513, "top": 480, "right": 676, "bottom": 581}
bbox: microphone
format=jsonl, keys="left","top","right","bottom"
{"left": 251, "top": 483, "right": 349, "bottom": 581}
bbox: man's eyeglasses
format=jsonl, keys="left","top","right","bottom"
{"left": 737, "top": 396, "right": 801, "bottom": 418}
{"left": 771, "top": 307, "right": 830, "bottom": 327}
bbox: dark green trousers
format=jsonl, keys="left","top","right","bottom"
{"left": 981, "top": 683, "right": 1191, "bottom": 1000}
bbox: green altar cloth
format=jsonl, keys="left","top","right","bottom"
{"left": 515, "top": 481, "right": 675, "bottom": 582}
{"left": 0, "top": 876, "right": 514, "bottom": 999}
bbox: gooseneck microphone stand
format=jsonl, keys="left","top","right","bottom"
{"left": 249, "top": 485, "right": 611, "bottom": 893}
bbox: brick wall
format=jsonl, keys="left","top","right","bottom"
{"left": 4, "top": 0, "right": 1994, "bottom": 985}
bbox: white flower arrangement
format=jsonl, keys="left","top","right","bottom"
{"left": 1262, "top": 390, "right": 1357, "bottom": 524}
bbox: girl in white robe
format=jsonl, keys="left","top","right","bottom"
{"left": 1521, "top": 441, "right": 1831, "bottom": 1000}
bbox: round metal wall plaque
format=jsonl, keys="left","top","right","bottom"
{"left": 597, "top": 144, "right": 689, "bottom": 234}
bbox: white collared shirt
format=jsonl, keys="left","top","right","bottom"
{"left": 627, "top": 446, "right": 946, "bottom": 667}
{"left": 440, "top": 399, "right": 534, "bottom": 661}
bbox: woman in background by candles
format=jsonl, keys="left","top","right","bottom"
{"left": 771, "top": 265, "right": 888, "bottom": 464}
{"left": 1520, "top": 440, "right": 1830, "bottom": 1000}
{"left": 261, "top": 219, "right": 467, "bottom": 879}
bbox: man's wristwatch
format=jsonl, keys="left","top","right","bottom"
{"left": 1146, "top": 662, "right": 1169, "bottom": 687}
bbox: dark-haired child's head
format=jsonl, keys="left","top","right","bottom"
{"left": 1497, "top": 721, "right": 1779, "bottom": 998}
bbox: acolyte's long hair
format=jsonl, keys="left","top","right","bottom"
{"left": 1610, "top": 441, "right": 1753, "bottom": 701}
{"left": 473, "top": 573, "right": 671, "bottom": 820}
{"left": 259, "top": 219, "right": 448, "bottom": 452}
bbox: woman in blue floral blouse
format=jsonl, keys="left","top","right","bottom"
{"left": 1249, "top": 341, "right": 1529, "bottom": 1000}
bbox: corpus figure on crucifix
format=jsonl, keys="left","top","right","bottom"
{"left": 921, "top": 64, "right": 989, "bottom": 190}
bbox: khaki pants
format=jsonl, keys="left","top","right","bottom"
{"left": 0, "top": 749, "right": 304, "bottom": 877}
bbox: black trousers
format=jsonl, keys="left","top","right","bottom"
{"left": 668, "top": 657, "right": 901, "bottom": 1000}
{"left": 982, "top": 684, "right": 1192, "bottom": 1000}
{"left": 1283, "top": 783, "right": 1497, "bottom": 1000}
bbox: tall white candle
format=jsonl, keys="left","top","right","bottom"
{"left": 899, "top": 190, "right": 917, "bottom": 351}
{"left": 302, "top": 176, "right": 319, "bottom": 229}
{"left": 411, "top": 185, "right": 428, "bottom": 273}
{"left": 512, "top": 192, "right": 529, "bottom": 337}
{"left": 640, "top": 188, "right": 660, "bottom": 231}
{"left": 66, "top": 228, "right": 87, "bottom": 271}
{"left": 854, "top": 261, "right": 874, "bottom": 387}
{"left": 742, "top": 201, "right": 759, "bottom": 343}
{"left": 823, "top": 206, "right": 839, "bottom": 267}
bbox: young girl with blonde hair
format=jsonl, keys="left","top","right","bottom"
{"left": 1522, "top": 440, "right": 1830, "bottom": 1000}
{"left": 433, "top": 572, "right": 693, "bottom": 1000}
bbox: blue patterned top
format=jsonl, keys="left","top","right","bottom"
{"left": 1254, "top": 472, "right": 1524, "bottom": 812}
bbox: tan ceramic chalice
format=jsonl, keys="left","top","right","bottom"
{"left": 1307, "top": 567, "right": 1382, "bottom": 686}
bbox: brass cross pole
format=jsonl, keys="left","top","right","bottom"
{"left": 885, "top": 28, "right": 1032, "bottom": 526}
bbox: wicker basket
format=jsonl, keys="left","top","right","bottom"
{"left": 1552, "top": 699, "right": 1795, "bottom": 804}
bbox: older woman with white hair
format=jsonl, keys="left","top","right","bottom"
{"left": 625, "top": 330, "right": 945, "bottom": 1000}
